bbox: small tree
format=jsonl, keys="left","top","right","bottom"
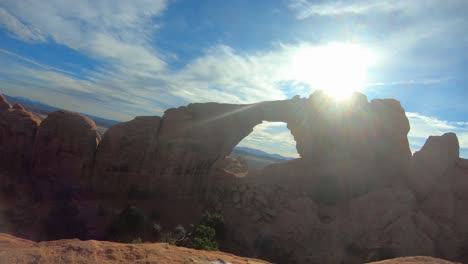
{"left": 179, "top": 212, "right": 224, "bottom": 251}
{"left": 192, "top": 225, "right": 218, "bottom": 250}
{"left": 199, "top": 212, "right": 225, "bottom": 240}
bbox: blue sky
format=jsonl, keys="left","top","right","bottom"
{"left": 0, "top": 0, "right": 467, "bottom": 158}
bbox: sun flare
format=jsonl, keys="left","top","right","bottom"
{"left": 291, "top": 43, "right": 376, "bottom": 101}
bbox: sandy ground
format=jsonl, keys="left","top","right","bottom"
{"left": 0, "top": 233, "right": 460, "bottom": 264}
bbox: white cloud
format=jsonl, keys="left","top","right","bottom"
{"left": 237, "top": 122, "right": 299, "bottom": 158}
{"left": 407, "top": 112, "right": 468, "bottom": 153}
{"left": 1, "top": 41, "right": 352, "bottom": 121}
{"left": 0, "top": 8, "right": 45, "bottom": 42}
{"left": 0, "top": 0, "right": 167, "bottom": 71}
{"left": 366, "top": 78, "right": 451, "bottom": 87}
{"left": 289, "top": 0, "right": 412, "bottom": 19}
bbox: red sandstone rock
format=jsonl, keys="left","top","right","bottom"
{"left": 32, "top": 110, "right": 100, "bottom": 192}
{"left": 91, "top": 116, "right": 161, "bottom": 195}
{"left": 0, "top": 96, "right": 40, "bottom": 174}
{"left": 0, "top": 232, "right": 458, "bottom": 263}
{"left": 0, "top": 91, "right": 467, "bottom": 264}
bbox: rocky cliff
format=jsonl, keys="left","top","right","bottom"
{"left": 0, "top": 92, "right": 467, "bottom": 264}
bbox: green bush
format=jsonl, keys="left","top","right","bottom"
{"left": 192, "top": 225, "right": 218, "bottom": 250}
{"left": 177, "top": 212, "right": 224, "bottom": 251}
{"left": 199, "top": 212, "right": 225, "bottom": 240}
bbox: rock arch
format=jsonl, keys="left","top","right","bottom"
{"left": 89, "top": 91, "right": 412, "bottom": 198}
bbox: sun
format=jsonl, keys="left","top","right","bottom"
{"left": 290, "top": 43, "right": 376, "bottom": 101}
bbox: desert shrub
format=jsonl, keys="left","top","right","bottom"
{"left": 44, "top": 191, "right": 87, "bottom": 240}
{"left": 177, "top": 212, "right": 224, "bottom": 251}
{"left": 109, "top": 206, "right": 146, "bottom": 242}
{"left": 173, "top": 224, "right": 186, "bottom": 240}
{"left": 199, "top": 212, "right": 225, "bottom": 240}
{"left": 192, "top": 225, "right": 218, "bottom": 250}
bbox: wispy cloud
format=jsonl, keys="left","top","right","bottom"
{"left": 0, "top": 7, "right": 45, "bottom": 42}
{"left": 0, "top": 0, "right": 167, "bottom": 72}
{"left": 366, "top": 78, "right": 452, "bottom": 87}
{"left": 289, "top": 0, "right": 412, "bottom": 19}
{"left": 0, "top": 41, "right": 360, "bottom": 120}
{"left": 237, "top": 122, "right": 299, "bottom": 158}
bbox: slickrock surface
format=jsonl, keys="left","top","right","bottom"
{"left": 0, "top": 233, "right": 268, "bottom": 264}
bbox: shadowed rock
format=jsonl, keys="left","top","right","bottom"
{"left": 32, "top": 110, "right": 100, "bottom": 192}
{"left": 0, "top": 95, "right": 41, "bottom": 174}
{"left": 91, "top": 116, "right": 161, "bottom": 195}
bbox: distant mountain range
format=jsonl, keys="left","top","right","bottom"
{"left": 4, "top": 94, "right": 119, "bottom": 128}
{"left": 233, "top": 146, "right": 294, "bottom": 161}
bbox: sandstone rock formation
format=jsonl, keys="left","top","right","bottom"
{"left": 91, "top": 116, "right": 161, "bottom": 196}
{"left": 32, "top": 110, "right": 100, "bottom": 192}
{"left": 0, "top": 97, "right": 40, "bottom": 175}
{"left": 1, "top": 91, "right": 468, "bottom": 264}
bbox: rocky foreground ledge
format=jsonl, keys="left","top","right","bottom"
{"left": 0, "top": 233, "right": 267, "bottom": 264}
{"left": 0, "top": 233, "right": 458, "bottom": 264}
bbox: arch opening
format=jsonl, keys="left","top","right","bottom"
{"left": 229, "top": 121, "right": 299, "bottom": 171}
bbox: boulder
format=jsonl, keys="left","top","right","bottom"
{"left": 32, "top": 110, "right": 100, "bottom": 192}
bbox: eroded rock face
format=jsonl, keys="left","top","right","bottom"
{"left": 249, "top": 92, "right": 412, "bottom": 201}
{"left": 91, "top": 116, "right": 161, "bottom": 196}
{"left": 0, "top": 95, "right": 41, "bottom": 175}
{"left": 409, "top": 133, "right": 460, "bottom": 197}
{"left": 1, "top": 91, "right": 468, "bottom": 264}
{"left": 32, "top": 110, "right": 100, "bottom": 192}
